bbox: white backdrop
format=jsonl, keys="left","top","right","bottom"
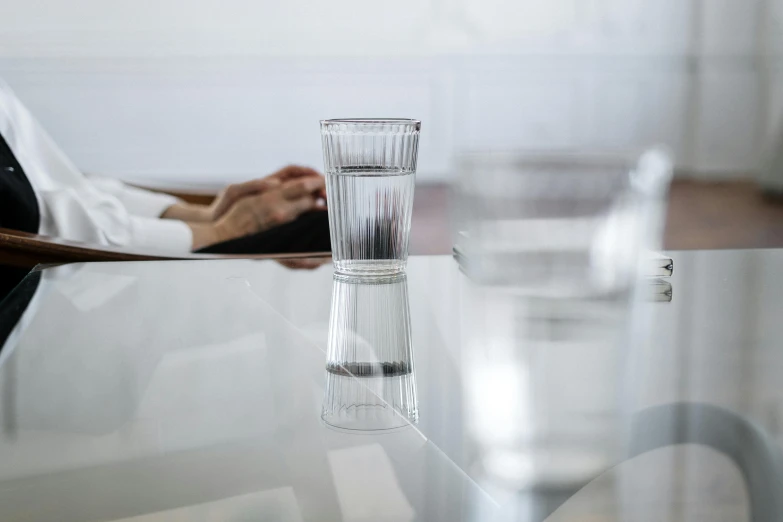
{"left": 0, "top": 0, "right": 781, "bottom": 186}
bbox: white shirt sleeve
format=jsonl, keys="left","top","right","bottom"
{"left": 130, "top": 214, "right": 194, "bottom": 253}
{"left": 87, "top": 176, "right": 182, "bottom": 219}
{"left": 0, "top": 80, "right": 194, "bottom": 254}
{"left": 39, "top": 186, "right": 194, "bottom": 254}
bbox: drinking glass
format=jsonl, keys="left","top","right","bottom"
{"left": 453, "top": 150, "right": 673, "bottom": 513}
{"left": 322, "top": 273, "right": 418, "bottom": 430}
{"left": 320, "top": 119, "right": 420, "bottom": 276}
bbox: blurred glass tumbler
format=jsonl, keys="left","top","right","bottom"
{"left": 321, "top": 119, "right": 420, "bottom": 276}
{"left": 322, "top": 273, "right": 418, "bottom": 431}
{"left": 454, "top": 150, "right": 673, "bottom": 493}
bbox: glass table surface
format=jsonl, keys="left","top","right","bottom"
{"left": 0, "top": 251, "right": 781, "bottom": 522}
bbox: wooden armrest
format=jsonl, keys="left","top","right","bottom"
{"left": 0, "top": 228, "right": 329, "bottom": 268}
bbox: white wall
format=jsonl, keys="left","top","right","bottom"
{"left": 0, "top": 0, "right": 779, "bottom": 186}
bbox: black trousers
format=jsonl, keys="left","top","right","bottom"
{"left": 197, "top": 210, "right": 331, "bottom": 255}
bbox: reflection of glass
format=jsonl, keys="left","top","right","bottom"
{"left": 320, "top": 119, "right": 420, "bottom": 276}
{"left": 648, "top": 278, "right": 672, "bottom": 302}
{"left": 321, "top": 273, "right": 418, "bottom": 430}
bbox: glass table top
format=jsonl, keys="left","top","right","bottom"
{"left": 0, "top": 251, "right": 781, "bottom": 521}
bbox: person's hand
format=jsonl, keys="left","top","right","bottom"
{"left": 265, "top": 164, "right": 323, "bottom": 185}
{"left": 209, "top": 165, "right": 325, "bottom": 221}
{"left": 211, "top": 176, "right": 327, "bottom": 244}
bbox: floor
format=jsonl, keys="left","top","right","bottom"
{"left": 409, "top": 180, "right": 783, "bottom": 254}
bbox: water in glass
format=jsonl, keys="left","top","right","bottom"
{"left": 326, "top": 167, "right": 415, "bottom": 276}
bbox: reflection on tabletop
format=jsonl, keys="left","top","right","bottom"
{"left": 0, "top": 250, "right": 782, "bottom": 521}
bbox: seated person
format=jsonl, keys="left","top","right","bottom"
{"left": 0, "top": 79, "right": 330, "bottom": 256}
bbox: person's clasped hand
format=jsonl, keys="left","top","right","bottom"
{"left": 185, "top": 165, "right": 327, "bottom": 250}
{"left": 212, "top": 174, "right": 327, "bottom": 243}
{"left": 208, "top": 165, "right": 326, "bottom": 222}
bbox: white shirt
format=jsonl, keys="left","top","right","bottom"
{"left": 0, "top": 80, "right": 193, "bottom": 254}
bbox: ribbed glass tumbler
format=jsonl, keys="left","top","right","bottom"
{"left": 322, "top": 273, "right": 418, "bottom": 431}
{"left": 321, "top": 119, "right": 420, "bottom": 276}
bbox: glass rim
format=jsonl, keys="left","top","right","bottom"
{"left": 321, "top": 118, "right": 421, "bottom": 127}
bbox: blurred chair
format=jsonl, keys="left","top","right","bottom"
{"left": 522, "top": 402, "right": 783, "bottom": 522}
